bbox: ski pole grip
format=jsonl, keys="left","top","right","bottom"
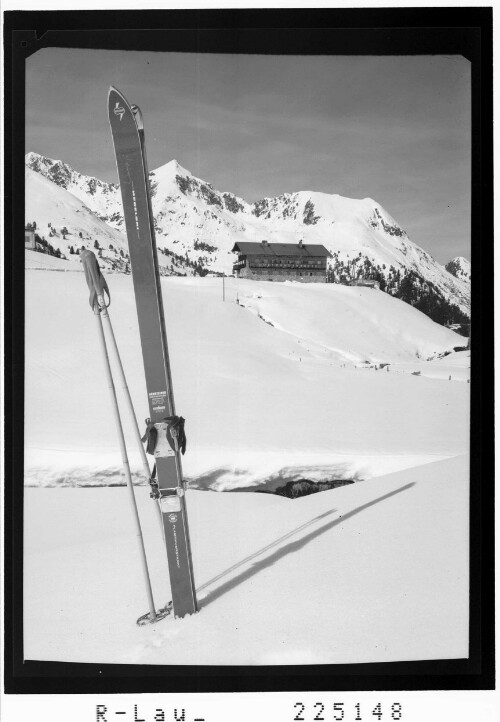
{"left": 80, "top": 249, "right": 110, "bottom": 311}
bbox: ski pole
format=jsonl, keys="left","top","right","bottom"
{"left": 80, "top": 250, "right": 158, "bottom": 622}
{"left": 97, "top": 295, "right": 165, "bottom": 534}
{"left": 81, "top": 251, "right": 164, "bottom": 532}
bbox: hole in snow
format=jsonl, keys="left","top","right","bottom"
{"left": 250, "top": 478, "right": 355, "bottom": 499}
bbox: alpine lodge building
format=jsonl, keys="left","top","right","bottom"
{"left": 232, "top": 240, "right": 332, "bottom": 283}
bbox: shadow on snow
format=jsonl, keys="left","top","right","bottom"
{"left": 197, "top": 482, "right": 416, "bottom": 608}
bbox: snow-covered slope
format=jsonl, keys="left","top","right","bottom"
{"left": 25, "top": 271, "right": 469, "bottom": 490}
{"left": 25, "top": 151, "right": 120, "bottom": 222}
{"left": 24, "top": 454, "right": 469, "bottom": 665}
{"left": 24, "top": 164, "right": 196, "bottom": 276}
{"left": 25, "top": 166, "right": 126, "bottom": 261}
{"left": 23, "top": 267, "right": 469, "bottom": 665}
{"left": 25, "top": 152, "right": 470, "bottom": 317}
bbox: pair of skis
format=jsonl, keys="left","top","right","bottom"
{"left": 82, "top": 87, "right": 198, "bottom": 622}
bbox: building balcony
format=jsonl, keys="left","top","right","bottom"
{"left": 250, "top": 264, "right": 325, "bottom": 271}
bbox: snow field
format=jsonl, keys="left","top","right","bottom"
{"left": 24, "top": 270, "right": 469, "bottom": 489}
{"left": 23, "top": 267, "right": 470, "bottom": 665}
{"left": 23, "top": 455, "right": 469, "bottom": 665}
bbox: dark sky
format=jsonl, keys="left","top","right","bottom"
{"left": 26, "top": 48, "right": 471, "bottom": 263}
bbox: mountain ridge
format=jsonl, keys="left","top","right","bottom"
{"left": 25, "top": 151, "right": 470, "bottom": 325}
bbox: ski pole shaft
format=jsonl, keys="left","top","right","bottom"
{"left": 82, "top": 250, "right": 162, "bottom": 531}
{"left": 93, "top": 309, "right": 157, "bottom": 621}
{"left": 99, "top": 307, "right": 164, "bottom": 531}
{"left": 99, "top": 309, "right": 153, "bottom": 482}
{"left": 81, "top": 249, "right": 157, "bottom": 621}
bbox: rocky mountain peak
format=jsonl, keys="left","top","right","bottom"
{"left": 445, "top": 256, "right": 471, "bottom": 284}
{"left": 25, "top": 153, "right": 71, "bottom": 187}
{"left": 25, "top": 152, "right": 117, "bottom": 196}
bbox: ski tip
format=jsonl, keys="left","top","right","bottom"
{"left": 109, "top": 85, "right": 132, "bottom": 105}
{"left": 108, "top": 85, "right": 124, "bottom": 102}
{"left": 108, "top": 86, "right": 134, "bottom": 124}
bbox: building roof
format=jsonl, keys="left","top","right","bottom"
{"left": 232, "top": 241, "right": 332, "bottom": 258}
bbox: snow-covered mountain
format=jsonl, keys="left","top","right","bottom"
{"left": 25, "top": 166, "right": 125, "bottom": 252}
{"left": 25, "top": 152, "right": 470, "bottom": 320}
{"left": 445, "top": 256, "right": 471, "bottom": 284}
{"left": 24, "top": 163, "right": 192, "bottom": 276}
